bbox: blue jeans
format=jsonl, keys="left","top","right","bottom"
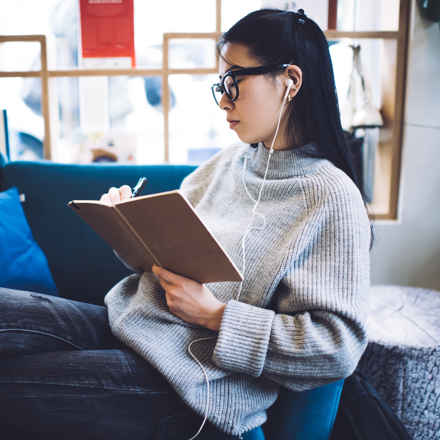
{"left": 0, "top": 288, "right": 263, "bottom": 440}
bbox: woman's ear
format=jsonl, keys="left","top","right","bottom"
{"left": 286, "top": 65, "right": 302, "bottom": 100}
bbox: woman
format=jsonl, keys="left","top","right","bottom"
{"left": 0, "top": 9, "right": 373, "bottom": 440}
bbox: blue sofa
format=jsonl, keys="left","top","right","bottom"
{"left": 0, "top": 154, "right": 344, "bottom": 439}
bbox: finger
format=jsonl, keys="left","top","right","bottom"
{"left": 119, "top": 185, "right": 132, "bottom": 200}
{"left": 108, "top": 187, "right": 120, "bottom": 204}
{"left": 164, "top": 292, "right": 177, "bottom": 314}
{"left": 158, "top": 277, "right": 174, "bottom": 292}
{"left": 153, "top": 265, "right": 192, "bottom": 286}
{"left": 100, "top": 193, "right": 112, "bottom": 205}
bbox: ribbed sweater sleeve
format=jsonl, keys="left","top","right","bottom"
{"left": 212, "top": 174, "right": 371, "bottom": 391}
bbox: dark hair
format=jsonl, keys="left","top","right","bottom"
{"left": 218, "top": 9, "right": 375, "bottom": 250}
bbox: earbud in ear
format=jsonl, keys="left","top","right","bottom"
{"left": 285, "top": 79, "right": 294, "bottom": 103}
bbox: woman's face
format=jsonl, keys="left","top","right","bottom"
{"left": 218, "top": 42, "right": 293, "bottom": 149}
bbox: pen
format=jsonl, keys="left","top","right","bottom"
{"left": 131, "top": 177, "right": 148, "bottom": 198}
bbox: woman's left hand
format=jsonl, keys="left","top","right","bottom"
{"left": 152, "top": 265, "right": 226, "bottom": 331}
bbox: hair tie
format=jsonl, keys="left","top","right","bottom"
{"left": 297, "top": 8, "right": 306, "bottom": 24}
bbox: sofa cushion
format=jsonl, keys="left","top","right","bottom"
{"left": 0, "top": 161, "right": 197, "bottom": 304}
{"left": 0, "top": 187, "right": 57, "bottom": 295}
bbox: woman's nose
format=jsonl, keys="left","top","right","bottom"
{"left": 219, "top": 92, "right": 234, "bottom": 111}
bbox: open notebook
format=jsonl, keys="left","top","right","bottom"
{"left": 68, "top": 190, "right": 243, "bottom": 284}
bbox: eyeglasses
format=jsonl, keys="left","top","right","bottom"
{"left": 211, "top": 64, "right": 289, "bottom": 106}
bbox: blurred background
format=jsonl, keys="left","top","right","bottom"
{"left": 0, "top": 0, "right": 397, "bottom": 170}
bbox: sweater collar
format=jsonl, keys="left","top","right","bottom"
{"left": 247, "top": 142, "right": 324, "bottom": 179}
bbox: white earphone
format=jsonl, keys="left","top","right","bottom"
{"left": 286, "top": 78, "right": 294, "bottom": 102}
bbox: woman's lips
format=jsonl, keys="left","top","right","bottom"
{"left": 228, "top": 120, "right": 239, "bottom": 129}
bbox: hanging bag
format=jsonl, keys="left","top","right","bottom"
{"left": 340, "top": 44, "right": 384, "bottom": 130}
{"left": 350, "top": 45, "right": 384, "bottom": 129}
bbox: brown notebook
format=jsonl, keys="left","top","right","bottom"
{"left": 68, "top": 190, "right": 243, "bottom": 284}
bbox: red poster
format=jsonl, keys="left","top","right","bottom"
{"left": 79, "top": 0, "right": 135, "bottom": 67}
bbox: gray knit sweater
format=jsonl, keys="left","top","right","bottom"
{"left": 104, "top": 142, "right": 371, "bottom": 436}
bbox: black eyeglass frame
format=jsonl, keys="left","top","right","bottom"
{"left": 211, "top": 63, "right": 290, "bottom": 106}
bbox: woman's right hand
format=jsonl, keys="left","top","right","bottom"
{"left": 99, "top": 185, "right": 132, "bottom": 205}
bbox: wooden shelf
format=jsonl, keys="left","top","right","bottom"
{"left": 325, "top": 30, "right": 400, "bottom": 39}
{"left": 327, "top": 1, "right": 410, "bottom": 220}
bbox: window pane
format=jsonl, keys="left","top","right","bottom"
{"left": 169, "top": 39, "right": 216, "bottom": 70}
{"left": 0, "top": 0, "right": 77, "bottom": 70}
{"left": 134, "top": 0, "right": 216, "bottom": 69}
{"left": 50, "top": 75, "right": 164, "bottom": 164}
{"left": 0, "top": 77, "right": 44, "bottom": 161}
{"left": 222, "top": 0, "right": 327, "bottom": 33}
{"left": 168, "top": 74, "right": 237, "bottom": 164}
{"left": 222, "top": 0, "right": 263, "bottom": 32}
{"left": 0, "top": 0, "right": 59, "bottom": 36}
{"left": 0, "top": 42, "right": 41, "bottom": 71}
{"left": 337, "top": 0, "right": 399, "bottom": 31}
{"left": 0, "top": 0, "right": 218, "bottom": 71}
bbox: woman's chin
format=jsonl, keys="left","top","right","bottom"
{"left": 234, "top": 131, "right": 260, "bottom": 145}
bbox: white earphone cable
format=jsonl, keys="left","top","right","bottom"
{"left": 236, "top": 83, "right": 291, "bottom": 302}
{"left": 186, "top": 80, "right": 292, "bottom": 440}
{"left": 186, "top": 336, "right": 215, "bottom": 440}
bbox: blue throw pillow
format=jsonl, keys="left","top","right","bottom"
{"left": 0, "top": 187, "right": 57, "bottom": 295}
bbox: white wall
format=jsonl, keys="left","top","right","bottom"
{"left": 370, "top": 0, "right": 440, "bottom": 291}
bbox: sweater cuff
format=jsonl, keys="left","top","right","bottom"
{"left": 212, "top": 299, "right": 275, "bottom": 377}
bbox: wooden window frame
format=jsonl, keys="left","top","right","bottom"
{"left": 0, "top": 0, "right": 410, "bottom": 220}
